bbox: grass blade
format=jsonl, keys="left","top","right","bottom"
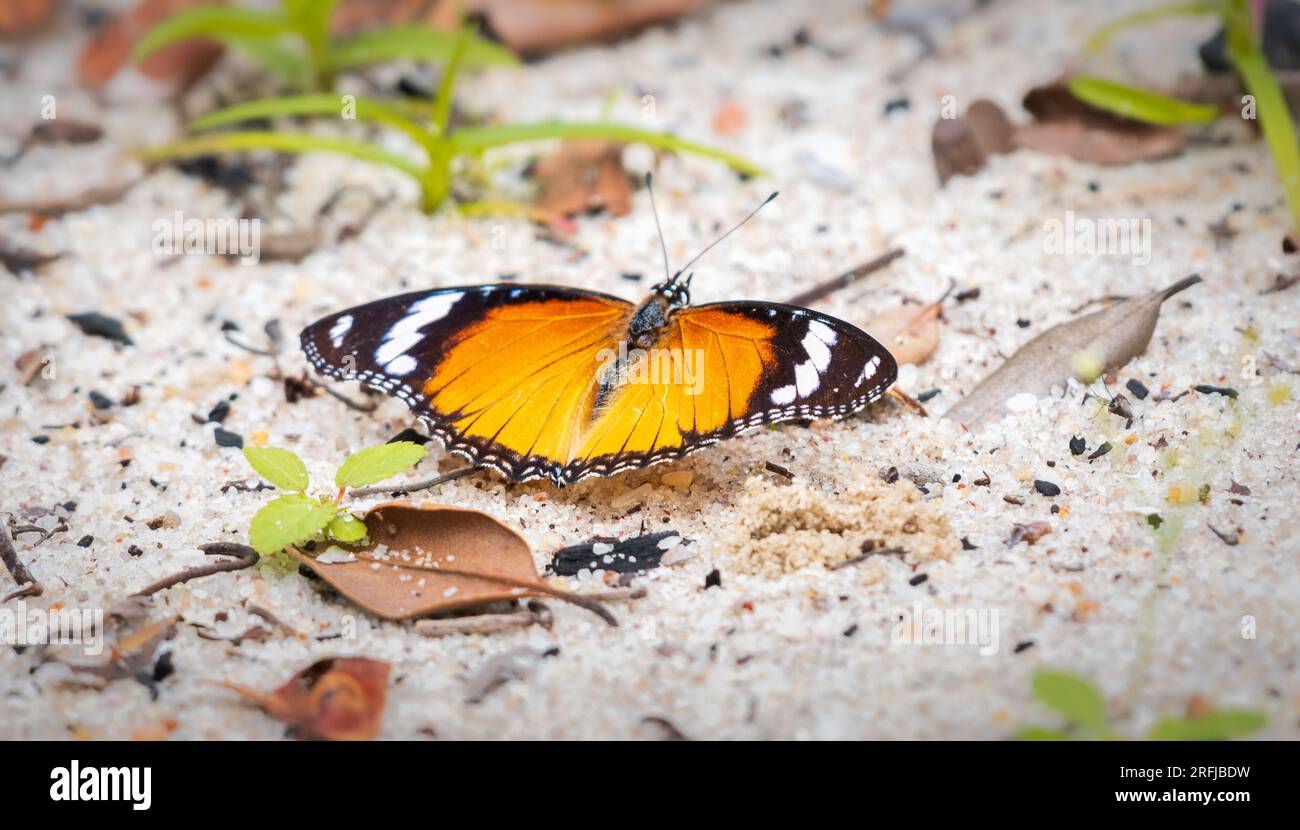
{"left": 133, "top": 6, "right": 291, "bottom": 62}
{"left": 136, "top": 130, "right": 425, "bottom": 182}
{"left": 1085, "top": 2, "right": 1225, "bottom": 53}
{"left": 189, "top": 94, "right": 434, "bottom": 154}
{"left": 451, "top": 121, "right": 765, "bottom": 176}
{"left": 330, "top": 24, "right": 517, "bottom": 70}
{"left": 223, "top": 35, "right": 310, "bottom": 86}
{"left": 1068, "top": 76, "right": 1220, "bottom": 126}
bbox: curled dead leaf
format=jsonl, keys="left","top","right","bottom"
{"left": 287, "top": 502, "right": 615, "bottom": 624}
{"left": 78, "top": 0, "right": 223, "bottom": 91}
{"left": 1014, "top": 80, "right": 1188, "bottom": 166}
{"left": 945, "top": 275, "right": 1201, "bottom": 429}
{"left": 533, "top": 140, "right": 633, "bottom": 220}
{"left": 864, "top": 284, "right": 951, "bottom": 366}
{"left": 932, "top": 99, "right": 1015, "bottom": 184}
{"left": 220, "top": 657, "right": 389, "bottom": 741}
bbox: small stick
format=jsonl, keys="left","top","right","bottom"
{"left": 886, "top": 387, "right": 929, "bottom": 416}
{"left": 130, "top": 542, "right": 259, "bottom": 598}
{"left": 578, "top": 585, "right": 647, "bottom": 603}
{"left": 764, "top": 460, "right": 796, "bottom": 480}
{"left": 830, "top": 545, "right": 905, "bottom": 571}
{"left": 785, "top": 247, "right": 905, "bottom": 306}
{"left": 1, "top": 522, "right": 42, "bottom": 602}
{"left": 321, "top": 383, "right": 379, "bottom": 412}
{"left": 350, "top": 466, "right": 475, "bottom": 498}
{"left": 415, "top": 602, "right": 553, "bottom": 637}
{"left": 351, "top": 553, "right": 617, "bottom": 626}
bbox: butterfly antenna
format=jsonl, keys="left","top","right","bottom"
{"left": 645, "top": 173, "right": 673, "bottom": 283}
{"left": 673, "top": 191, "right": 778, "bottom": 280}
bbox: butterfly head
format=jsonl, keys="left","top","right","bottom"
{"left": 651, "top": 272, "right": 693, "bottom": 308}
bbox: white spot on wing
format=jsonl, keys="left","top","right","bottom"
{"left": 808, "top": 320, "right": 837, "bottom": 345}
{"left": 385, "top": 354, "right": 418, "bottom": 376}
{"left": 329, "top": 314, "right": 353, "bottom": 348}
{"left": 801, "top": 329, "right": 831, "bottom": 372}
{"left": 794, "top": 360, "right": 819, "bottom": 397}
{"left": 375, "top": 293, "right": 460, "bottom": 370}
{"left": 771, "top": 384, "right": 796, "bottom": 405}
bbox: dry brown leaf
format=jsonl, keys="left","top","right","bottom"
{"left": 62, "top": 615, "right": 177, "bottom": 689}
{"left": 533, "top": 140, "right": 632, "bottom": 220}
{"left": 932, "top": 99, "right": 1015, "bottom": 184}
{"left": 1014, "top": 80, "right": 1188, "bottom": 166}
{"left": 0, "top": 0, "right": 53, "bottom": 36}
{"left": 288, "top": 502, "right": 615, "bottom": 623}
{"left": 220, "top": 657, "right": 389, "bottom": 741}
{"left": 864, "top": 285, "right": 950, "bottom": 365}
{"left": 78, "top": 0, "right": 224, "bottom": 90}
{"left": 944, "top": 275, "right": 1201, "bottom": 429}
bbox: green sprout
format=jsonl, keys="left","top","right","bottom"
{"left": 136, "top": 25, "right": 763, "bottom": 214}
{"left": 242, "top": 441, "right": 427, "bottom": 555}
{"left": 1017, "top": 668, "right": 1267, "bottom": 741}
{"left": 1082, "top": 0, "right": 1300, "bottom": 234}
{"left": 133, "top": 0, "right": 515, "bottom": 91}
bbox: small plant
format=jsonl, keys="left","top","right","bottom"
{"left": 1017, "top": 669, "right": 1267, "bottom": 741}
{"left": 242, "top": 441, "right": 427, "bottom": 555}
{"left": 1079, "top": 0, "right": 1300, "bottom": 234}
{"left": 136, "top": 25, "right": 763, "bottom": 214}
{"left": 134, "top": 0, "right": 515, "bottom": 91}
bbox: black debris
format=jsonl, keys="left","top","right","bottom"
{"left": 843, "top": 624, "right": 859, "bottom": 637}
{"left": 909, "top": 573, "right": 928, "bottom": 586}
{"left": 1195, "top": 384, "right": 1238, "bottom": 398}
{"left": 1125, "top": 378, "right": 1150, "bottom": 399}
{"left": 67, "top": 312, "right": 132, "bottom": 345}
{"left": 387, "top": 427, "right": 429, "bottom": 445}
{"left": 916, "top": 388, "right": 941, "bottom": 403}
{"left": 1088, "top": 441, "right": 1113, "bottom": 460}
{"left": 77, "top": 535, "right": 93, "bottom": 547}
{"left": 961, "top": 537, "right": 977, "bottom": 550}
{"left": 88, "top": 390, "right": 114, "bottom": 410}
{"left": 31, "top": 435, "right": 49, "bottom": 445}
{"left": 1069, "top": 435, "right": 1086, "bottom": 456}
{"left": 1107, "top": 393, "right": 1134, "bottom": 421}
{"left": 704, "top": 568, "right": 722, "bottom": 589}
{"left": 152, "top": 651, "right": 175, "bottom": 683}
{"left": 1033, "top": 479, "right": 1061, "bottom": 497}
{"left": 206, "top": 400, "right": 230, "bottom": 423}
{"left": 127, "top": 545, "right": 144, "bottom": 557}
{"left": 1016, "top": 318, "right": 1031, "bottom": 328}
{"left": 1013, "top": 640, "right": 1035, "bottom": 653}
{"left": 883, "top": 96, "right": 910, "bottom": 114}
{"left": 954, "top": 287, "right": 981, "bottom": 303}
{"left": 214, "top": 428, "right": 244, "bottom": 449}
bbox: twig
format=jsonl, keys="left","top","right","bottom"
{"left": 764, "top": 460, "right": 795, "bottom": 480}
{"left": 321, "top": 383, "right": 379, "bottom": 412}
{"left": 350, "top": 466, "right": 475, "bottom": 498}
{"left": 577, "top": 585, "right": 647, "bottom": 603}
{"left": 0, "top": 181, "right": 134, "bottom": 217}
{"left": 415, "top": 601, "right": 553, "bottom": 637}
{"left": 130, "top": 542, "right": 259, "bottom": 598}
{"left": 886, "top": 387, "right": 929, "bottom": 416}
{"left": 1, "top": 522, "right": 42, "bottom": 602}
{"left": 830, "top": 545, "right": 905, "bottom": 571}
{"left": 351, "top": 553, "right": 617, "bottom": 626}
{"left": 785, "top": 247, "right": 905, "bottom": 306}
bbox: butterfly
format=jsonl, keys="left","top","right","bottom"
{"left": 301, "top": 181, "right": 897, "bottom": 486}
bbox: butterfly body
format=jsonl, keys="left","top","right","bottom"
{"left": 302, "top": 271, "right": 896, "bottom": 486}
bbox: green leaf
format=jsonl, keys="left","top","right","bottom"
{"left": 248, "top": 495, "right": 336, "bottom": 554}
{"left": 1148, "top": 709, "right": 1268, "bottom": 741}
{"left": 334, "top": 441, "right": 428, "bottom": 489}
{"left": 449, "top": 121, "right": 766, "bottom": 176}
{"left": 1015, "top": 726, "right": 1073, "bottom": 741}
{"left": 1226, "top": 0, "right": 1300, "bottom": 235}
{"left": 330, "top": 24, "right": 517, "bottom": 71}
{"left": 135, "top": 130, "right": 426, "bottom": 182}
{"left": 1085, "top": 2, "right": 1225, "bottom": 53}
{"left": 224, "top": 35, "right": 310, "bottom": 86}
{"left": 327, "top": 512, "right": 368, "bottom": 544}
{"left": 242, "top": 446, "right": 310, "bottom": 492}
{"left": 1068, "top": 76, "right": 1220, "bottom": 126}
{"left": 189, "top": 93, "right": 434, "bottom": 153}
{"left": 133, "top": 6, "right": 292, "bottom": 62}
{"left": 1032, "top": 670, "right": 1110, "bottom": 736}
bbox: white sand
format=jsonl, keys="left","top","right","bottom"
{"left": 1, "top": 0, "right": 1298, "bottom": 739}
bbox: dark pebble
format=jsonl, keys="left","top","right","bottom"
{"left": 214, "top": 428, "right": 244, "bottom": 448}
{"left": 1069, "top": 436, "right": 1086, "bottom": 455}
{"left": 1125, "top": 379, "right": 1150, "bottom": 399}
{"left": 909, "top": 573, "right": 928, "bottom": 586}
{"left": 917, "top": 388, "right": 941, "bottom": 403}
{"left": 207, "top": 400, "right": 230, "bottom": 423}
{"left": 883, "top": 96, "right": 910, "bottom": 114}
{"left": 954, "top": 287, "right": 980, "bottom": 302}
{"left": 1195, "top": 384, "right": 1238, "bottom": 398}
{"left": 1034, "top": 479, "right": 1061, "bottom": 497}
{"left": 961, "top": 537, "right": 977, "bottom": 550}
{"left": 1013, "top": 640, "right": 1035, "bottom": 654}
{"left": 387, "top": 427, "right": 429, "bottom": 445}
{"left": 704, "top": 568, "right": 722, "bottom": 589}
{"left": 843, "top": 624, "right": 859, "bottom": 637}
{"left": 89, "top": 390, "right": 114, "bottom": 410}
{"left": 67, "top": 312, "right": 133, "bottom": 346}
{"left": 76, "top": 535, "right": 93, "bottom": 547}
{"left": 620, "top": 272, "right": 642, "bottom": 282}
{"left": 152, "top": 651, "right": 176, "bottom": 683}
{"left": 1016, "top": 318, "right": 1031, "bottom": 328}
{"left": 31, "top": 435, "right": 49, "bottom": 445}
{"left": 127, "top": 545, "right": 144, "bottom": 557}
